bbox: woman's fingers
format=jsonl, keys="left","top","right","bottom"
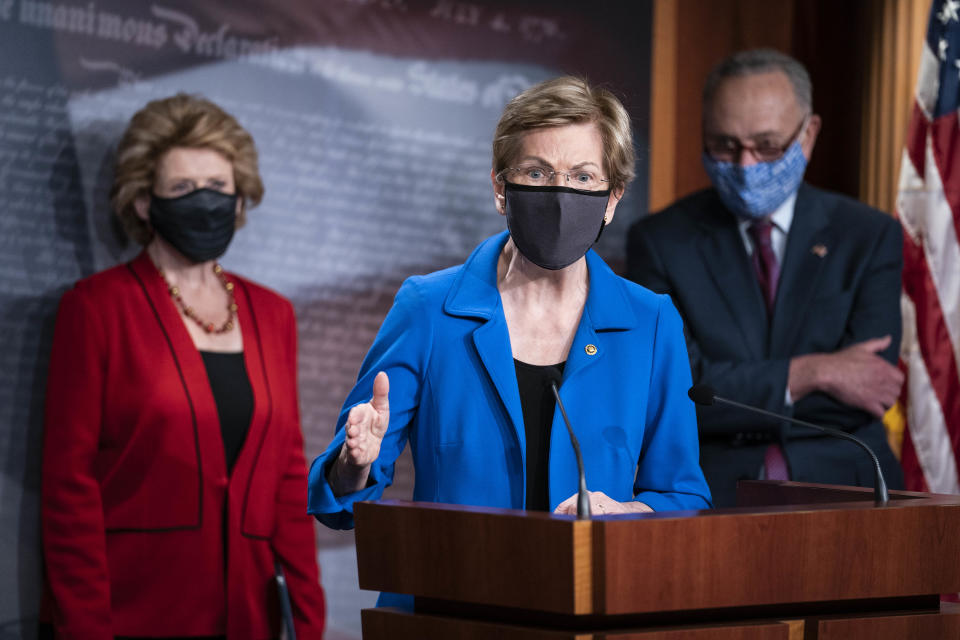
{"left": 344, "top": 403, "right": 381, "bottom": 464}
{"left": 554, "top": 491, "right": 629, "bottom": 515}
{"left": 553, "top": 495, "right": 576, "bottom": 515}
{"left": 342, "top": 371, "right": 391, "bottom": 466}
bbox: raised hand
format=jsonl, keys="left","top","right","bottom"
{"left": 341, "top": 371, "right": 390, "bottom": 466}
{"left": 329, "top": 371, "right": 390, "bottom": 495}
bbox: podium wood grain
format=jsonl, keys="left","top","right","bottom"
{"left": 354, "top": 482, "right": 960, "bottom": 638}
{"left": 356, "top": 501, "right": 594, "bottom": 614}
{"left": 815, "top": 607, "right": 960, "bottom": 639}
{"left": 600, "top": 492, "right": 960, "bottom": 613}
{"left": 356, "top": 486, "right": 960, "bottom": 616}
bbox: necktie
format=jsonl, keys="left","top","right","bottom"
{"left": 747, "top": 219, "right": 789, "bottom": 481}
{"left": 747, "top": 220, "right": 780, "bottom": 314}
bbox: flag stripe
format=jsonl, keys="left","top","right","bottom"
{"left": 899, "top": 413, "right": 930, "bottom": 492}
{"left": 897, "top": 297, "right": 925, "bottom": 491}
{"left": 901, "top": 222, "right": 960, "bottom": 488}
{"left": 917, "top": 130, "right": 960, "bottom": 374}
{"left": 907, "top": 103, "right": 928, "bottom": 177}
{"left": 929, "top": 111, "right": 960, "bottom": 245}
{"left": 897, "top": 7, "right": 960, "bottom": 496}
{"left": 900, "top": 290, "right": 960, "bottom": 492}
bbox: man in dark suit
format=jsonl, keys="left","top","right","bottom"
{"left": 627, "top": 49, "right": 905, "bottom": 507}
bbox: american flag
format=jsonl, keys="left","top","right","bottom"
{"left": 896, "top": 0, "right": 960, "bottom": 494}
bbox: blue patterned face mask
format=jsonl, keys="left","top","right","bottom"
{"left": 701, "top": 139, "right": 808, "bottom": 219}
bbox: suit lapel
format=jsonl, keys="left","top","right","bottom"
{"left": 769, "top": 185, "right": 832, "bottom": 356}
{"left": 695, "top": 213, "right": 769, "bottom": 359}
{"left": 562, "top": 250, "right": 637, "bottom": 386}
{"left": 232, "top": 279, "right": 272, "bottom": 482}
{"left": 472, "top": 315, "right": 526, "bottom": 452}
{"left": 128, "top": 252, "right": 227, "bottom": 480}
{"left": 445, "top": 233, "right": 526, "bottom": 453}
{"left": 445, "top": 234, "right": 638, "bottom": 458}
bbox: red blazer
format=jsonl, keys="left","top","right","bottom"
{"left": 41, "top": 252, "right": 325, "bottom": 639}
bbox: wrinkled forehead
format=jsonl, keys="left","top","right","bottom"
{"left": 514, "top": 121, "right": 605, "bottom": 167}
{"left": 703, "top": 71, "right": 805, "bottom": 138}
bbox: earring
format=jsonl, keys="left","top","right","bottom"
{"left": 603, "top": 215, "right": 609, "bottom": 223}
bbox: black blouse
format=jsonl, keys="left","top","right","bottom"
{"left": 199, "top": 351, "right": 254, "bottom": 473}
{"left": 514, "top": 359, "right": 565, "bottom": 511}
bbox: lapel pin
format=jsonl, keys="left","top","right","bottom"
{"left": 811, "top": 244, "right": 828, "bottom": 258}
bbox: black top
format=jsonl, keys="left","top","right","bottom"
{"left": 514, "top": 359, "right": 565, "bottom": 512}
{"left": 199, "top": 351, "right": 254, "bottom": 473}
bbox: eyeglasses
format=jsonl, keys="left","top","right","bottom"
{"left": 497, "top": 165, "right": 610, "bottom": 191}
{"left": 704, "top": 115, "right": 809, "bottom": 163}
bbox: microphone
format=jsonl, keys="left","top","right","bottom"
{"left": 687, "top": 384, "right": 889, "bottom": 505}
{"left": 545, "top": 369, "right": 591, "bottom": 519}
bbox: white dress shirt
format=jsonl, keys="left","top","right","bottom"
{"left": 736, "top": 191, "right": 797, "bottom": 262}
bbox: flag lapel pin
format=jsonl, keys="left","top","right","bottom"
{"left": 811, "top": 244, "right": 828, "bottom": 258}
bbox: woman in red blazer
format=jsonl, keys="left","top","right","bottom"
{"left": 41, "top": 94, "right": 325, "bottom": 639}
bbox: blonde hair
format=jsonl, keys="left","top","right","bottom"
{"left": 492, "top": 76, "right": 635, "bottom": 192}
{"left": 110, "top": 93, "right": 264, "bottom": 245}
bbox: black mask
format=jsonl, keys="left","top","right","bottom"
{"left": 504, "top": 182, "right": 609, "bottom": 270}
{"left": 149, "top": 189, "right": 238, "bottom": 263}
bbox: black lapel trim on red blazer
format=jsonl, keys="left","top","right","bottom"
{"left": 114, "top": 262, "right": 204, "bottom": 532}
{"left": 236, "top": 279, "right": 274, "bottom": 541}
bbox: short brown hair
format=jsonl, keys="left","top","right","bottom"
{"left": 492, "top": 76, "right": 635, "bottom": 192}
{"left": 110, "top": 93, "right": 264, "bottom": 245}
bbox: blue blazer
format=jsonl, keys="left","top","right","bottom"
{"left": 308, "top": 231, "right": 712, "bottom": 529}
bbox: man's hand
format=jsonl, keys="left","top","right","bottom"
{"left": 789, "top": 335, "right": 903, "bottom": 418}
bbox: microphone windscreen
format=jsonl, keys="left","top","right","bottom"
{"left": 687, "top": 384, "right": 716, "bottom": 406}
{"left": 543, "top": 366, "right": 563, "bottom": 391}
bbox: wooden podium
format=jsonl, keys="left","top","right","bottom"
{"left": 354, "top": 482, "right": 960, "bottom": 639}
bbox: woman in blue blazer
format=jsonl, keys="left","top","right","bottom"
{"left": 308, "top": 77, "right": 711, "bottom": 533}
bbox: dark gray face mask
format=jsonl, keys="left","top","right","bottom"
{"left": 149, "top": 188, "right": 238, "bottom": 263}
{"left": 504, "top": 182, "right": 610, "bottom": 270}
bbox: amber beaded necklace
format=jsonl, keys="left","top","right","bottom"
{"left": 156, "top": 262, "right": 238, "bottom": 334}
